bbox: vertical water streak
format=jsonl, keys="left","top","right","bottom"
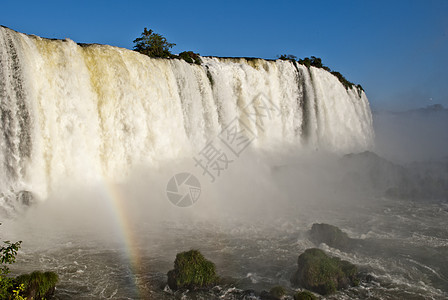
{"left": 0, "top": 28, "right": 32, "bottom": 190}
{"left": 0, "top": 26, "right": 374, "bottom": 203}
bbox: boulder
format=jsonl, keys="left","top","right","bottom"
{"left": 294, "top": 290, "right": 318, "bottom": 300}
{"left": 167, "top": 249, "right": 218, "bottom": 290}
{"left": 16, "top": 190, "right": 35, "bottom": 206}
{"left": 291, "top": 248, "right": 359, "bottom": 295}
{"left": 260, "top": 286, "right": 287, "bottom": 299}
{"left": 15, "top": 271, "right": 58, "bottom": 300}
{"left": 269, "top": 286, "right": 286, "bottom": 299}
{"left": 308, "top": 223, "right": 352, "bottom": 250}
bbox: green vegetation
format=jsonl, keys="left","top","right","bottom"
{"left": 15, "top": 271, "right": 59, "bottom": 300}
{"left": 206, "top": 69, "right": 214, "bottom": 87}
{"left": 132, "top": 27, "right": 363, "bottom": 94}
{"left": 291, "top": 248, "right": 359, "bottom": 295}
{"left": 167, "top": 249, "right": 218, "bottom": 290}
{"left": 308, "top": 223, "right": 351, "bottom": 250}
{"left": 178, "top": 51, "right": 202, "bottom": 65}
{"left": 330, "top": 71, "right": 364, "bottom": 96}
{"left": 269, "top": 285, "right": 286, "bottom": 298}
{"left": 294, "top": 290, "right": 318, "bottom": 300}
{"left": 339, "top": 260, "right": 360, "bottom": 286}
{"left": 0, "top": 225, "right": 58, "bottom": 299}
{"left": 298, "top": 56, "right": 330, "bottom": 71}
{"left": 133, "top": 27, "right": 204, "bottom": 64}
{"left": 278, "top": 54, "right": 297, "bottom": 61}
{"left": 0, "top": 225, "right": 23, "bottom": 300}
{"left": 132, "top": 28, "right": 363, "bottom": 94}
{"left": 355, "top": 84, "right": 364, "bottom": 97}
{"left": 133, "top": 27, "right": 176, "bottom": 58}
{"left": 278, "top": 55, "right": 363, "bottom": 95}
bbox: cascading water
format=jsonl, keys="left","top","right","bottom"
{"left": 2, "top": 26, "right": 447, "bottom": 300}
{"left": 0, "top": 26, "right": 373, "bottom": 207}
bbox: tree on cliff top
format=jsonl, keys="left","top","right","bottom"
{"left": 133, "top": 27, "right": 176, "bottom": 58}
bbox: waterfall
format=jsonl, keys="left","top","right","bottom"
{"left": 0, "top": 26, "right": 374, "bottom": 205}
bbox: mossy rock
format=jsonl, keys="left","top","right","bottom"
{"left": 15, "top": 271, "right": 58, "bottom": 300}
{"left": 294, "top": 290, "right": 318, "bottom": 300}
{"left": 308, "top": 223, "right": 351, "bottom": 250}
{"left": 167, "top": 249, "right": 218, "bottom": 290}
{"left": 259, "top": 285, "right": 287, "bottom": 299}
{"left": 291, "top": 248, "right": 359, "bottom": 295}
{"left": 269, "top": 286, "right": 286, "bottom": 298}
{"left": 178, "top": 51, "right": 202, "bottom": 65}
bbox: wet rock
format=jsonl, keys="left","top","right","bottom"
{"left": 291, "top": 248, "right": 359, "bottom": 295}
{"left": 167, "top": 249, "right": 218, "bottom": 290}
{"left": 294, "top": 290, "right": 318, "bottom": 300}
{"left": 16, "top": 190, "right": 35, "bottom": 206}
{"left": 308, "top": 223, "right": 352, "bottom": 250}
{"left": 15, "top": 271, "right": 59, "bottom": 300}
{"left": 269, "top": 286, "right": 286, "bottom": 299}
{"left": 359, "top": 272, "right": 375, "bottom": 283}
{"left": 260, "top": 286, "right": 287, "bottom": 299}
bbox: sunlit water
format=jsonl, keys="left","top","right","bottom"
{"left": 2, "top": 25, "right": 446, "bottom": 300}
{"left": 0, "top": 25, "right": 372, "bottom": 205}
{"left": 5, "top": 193, "right": 447, "bottom": 300}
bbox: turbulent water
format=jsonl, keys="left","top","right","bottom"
{"left": 8, "top": 191, "right": 448, "bottom": 300}
{"left": 2, "top": 26, "right": 447, "bottom": 300}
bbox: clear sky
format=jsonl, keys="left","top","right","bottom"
{"left": 1, "top": 0, "right": 447, "bottom": 110}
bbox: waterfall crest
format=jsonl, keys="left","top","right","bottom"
{"left": 0, "top": 26, "right": 374, "bottom": 202}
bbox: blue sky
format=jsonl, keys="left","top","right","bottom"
{"left": 1, "top": 0, "right": 447, "bottom": 110}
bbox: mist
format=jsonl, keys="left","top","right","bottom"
{"left": 4, "top": 148, "right": 370, "bottom": 243}
{"left": 1, "top": 25, "right": 447, "bottom": 299}
{"left": 373, "top": 104, "right": 448, "bottom": 162}
{"left": 3, "top": 116, "right": 448, "bottom": 299}
{"left": 5, "top": 132, "right": 446, "bottom": 298}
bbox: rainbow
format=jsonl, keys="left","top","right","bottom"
{"left": 102, "top": 179, "right": 144, "bottom": 298}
